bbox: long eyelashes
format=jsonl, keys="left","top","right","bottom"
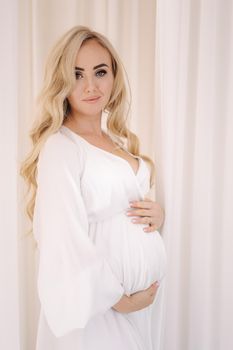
{"left": 75, "top": 69, "right": 107, "bottom": 80}
{"left": 96, "top": 69, "right": 107, "bottom": 77}
{"left": 75, "top": 72, "right": 83, "bottom": 80}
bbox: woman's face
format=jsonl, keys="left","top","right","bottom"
{"left": 67, "top": 39, "right": 114, "bottom": 118}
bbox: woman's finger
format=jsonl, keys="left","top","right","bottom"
{"left": 126, "top": 209, "right": 153, "bottom": 217}
{"left": 130, "top": 216, "right": 154, "bottom": 225}
{"left": 129, "top": 217, "right": 158, "bottom": 233}
{"left": 143, "top": 224, "right": 157, "bottom": 233}
{"left": 129, "top": 200, "right": 153, "bottom": 209}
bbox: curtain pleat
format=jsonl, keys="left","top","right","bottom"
{"left": 156, "top": 1, "right": 233, "bottom": 349}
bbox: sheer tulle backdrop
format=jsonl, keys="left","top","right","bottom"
{"left": 0, "top": 0, "right": 232, "bottom": 349}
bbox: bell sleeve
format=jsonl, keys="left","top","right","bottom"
{"left": 33, "top": 134, "right": 124, "bottom": 337}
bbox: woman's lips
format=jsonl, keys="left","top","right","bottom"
{"left": 82, "top": 96, "right": 101, "bottom": 103}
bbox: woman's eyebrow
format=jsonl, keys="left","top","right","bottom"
{"left": 75, "top": 63, "right": 109, "bottom": 71}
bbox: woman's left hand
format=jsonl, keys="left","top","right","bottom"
{"left": 126, "top": 198, "right": 165, "bottom": 233}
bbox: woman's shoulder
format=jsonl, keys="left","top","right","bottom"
{"left": 39, "top": 127, "right": 86, "bottom": 166}
{"left": 44, "top": 126, "right": 84, "bottom": 150}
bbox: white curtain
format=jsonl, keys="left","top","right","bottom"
{"left": 1, "top": 0, "right": 232, "bottom": 349}
{"left": 0, "top": 1, "right": 20, "bottom": 349}
{"left": 155, "top": 0, "right": 233, "bottom": 349}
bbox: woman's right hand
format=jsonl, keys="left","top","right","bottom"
{"left": 112, "top": 281, "right": 160, "bottom": 313}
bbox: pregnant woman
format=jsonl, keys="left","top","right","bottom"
{"left": 20, "top": 26, "right": 167, "bottom": 350}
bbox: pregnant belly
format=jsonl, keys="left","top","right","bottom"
{"left": 88, "top": 212, "right": 167, "bottom": 296}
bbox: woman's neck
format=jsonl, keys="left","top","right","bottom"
{"left": 63, "top": 113, "right": 103, "bottom": 136}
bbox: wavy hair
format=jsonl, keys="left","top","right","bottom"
{"left": 20, "top": 25, "right": 155, "bottom": 235}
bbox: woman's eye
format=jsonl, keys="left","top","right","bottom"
{"left": 96, "top": 69, "right": 107, "bottom": 77}
{"left": 75, "top": 72, "right": 83, "bottom": 80}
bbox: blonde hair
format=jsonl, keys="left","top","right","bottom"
{"left": 20, "top": 25, "right": 155, "bottom": 235}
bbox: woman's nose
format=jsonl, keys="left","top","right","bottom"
{"left": 84, "top": 76, "right": 97, "bottom": 93}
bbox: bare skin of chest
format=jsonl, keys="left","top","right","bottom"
{"left": 80, "top": 132, "right": 139, "bottom": 174}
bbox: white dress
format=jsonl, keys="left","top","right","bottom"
{"left": 33, "top": 125, "right": 167, "bottom": 350}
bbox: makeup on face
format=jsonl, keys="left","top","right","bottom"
{"left": 74, "top": 63, "right": 109, "bottom": 80}
{"left": 67, "top": 40, "right": 114, "bottom": 116}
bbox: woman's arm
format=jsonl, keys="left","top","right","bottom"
{"left": 34, "top": 135, "right": 125, "bottom": 337}
{"left": 112, "top": 282, "right": 160, "bottom": 313}
{"left": 126, "top": 198, "right": 165, "bottom": 233}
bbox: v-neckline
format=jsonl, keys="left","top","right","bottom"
{"left": 60, "top": 125, "right": 142, "bottom": 177}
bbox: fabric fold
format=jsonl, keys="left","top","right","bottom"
{"left": 33, "top": 133, "right": 124, "bottom": 337}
